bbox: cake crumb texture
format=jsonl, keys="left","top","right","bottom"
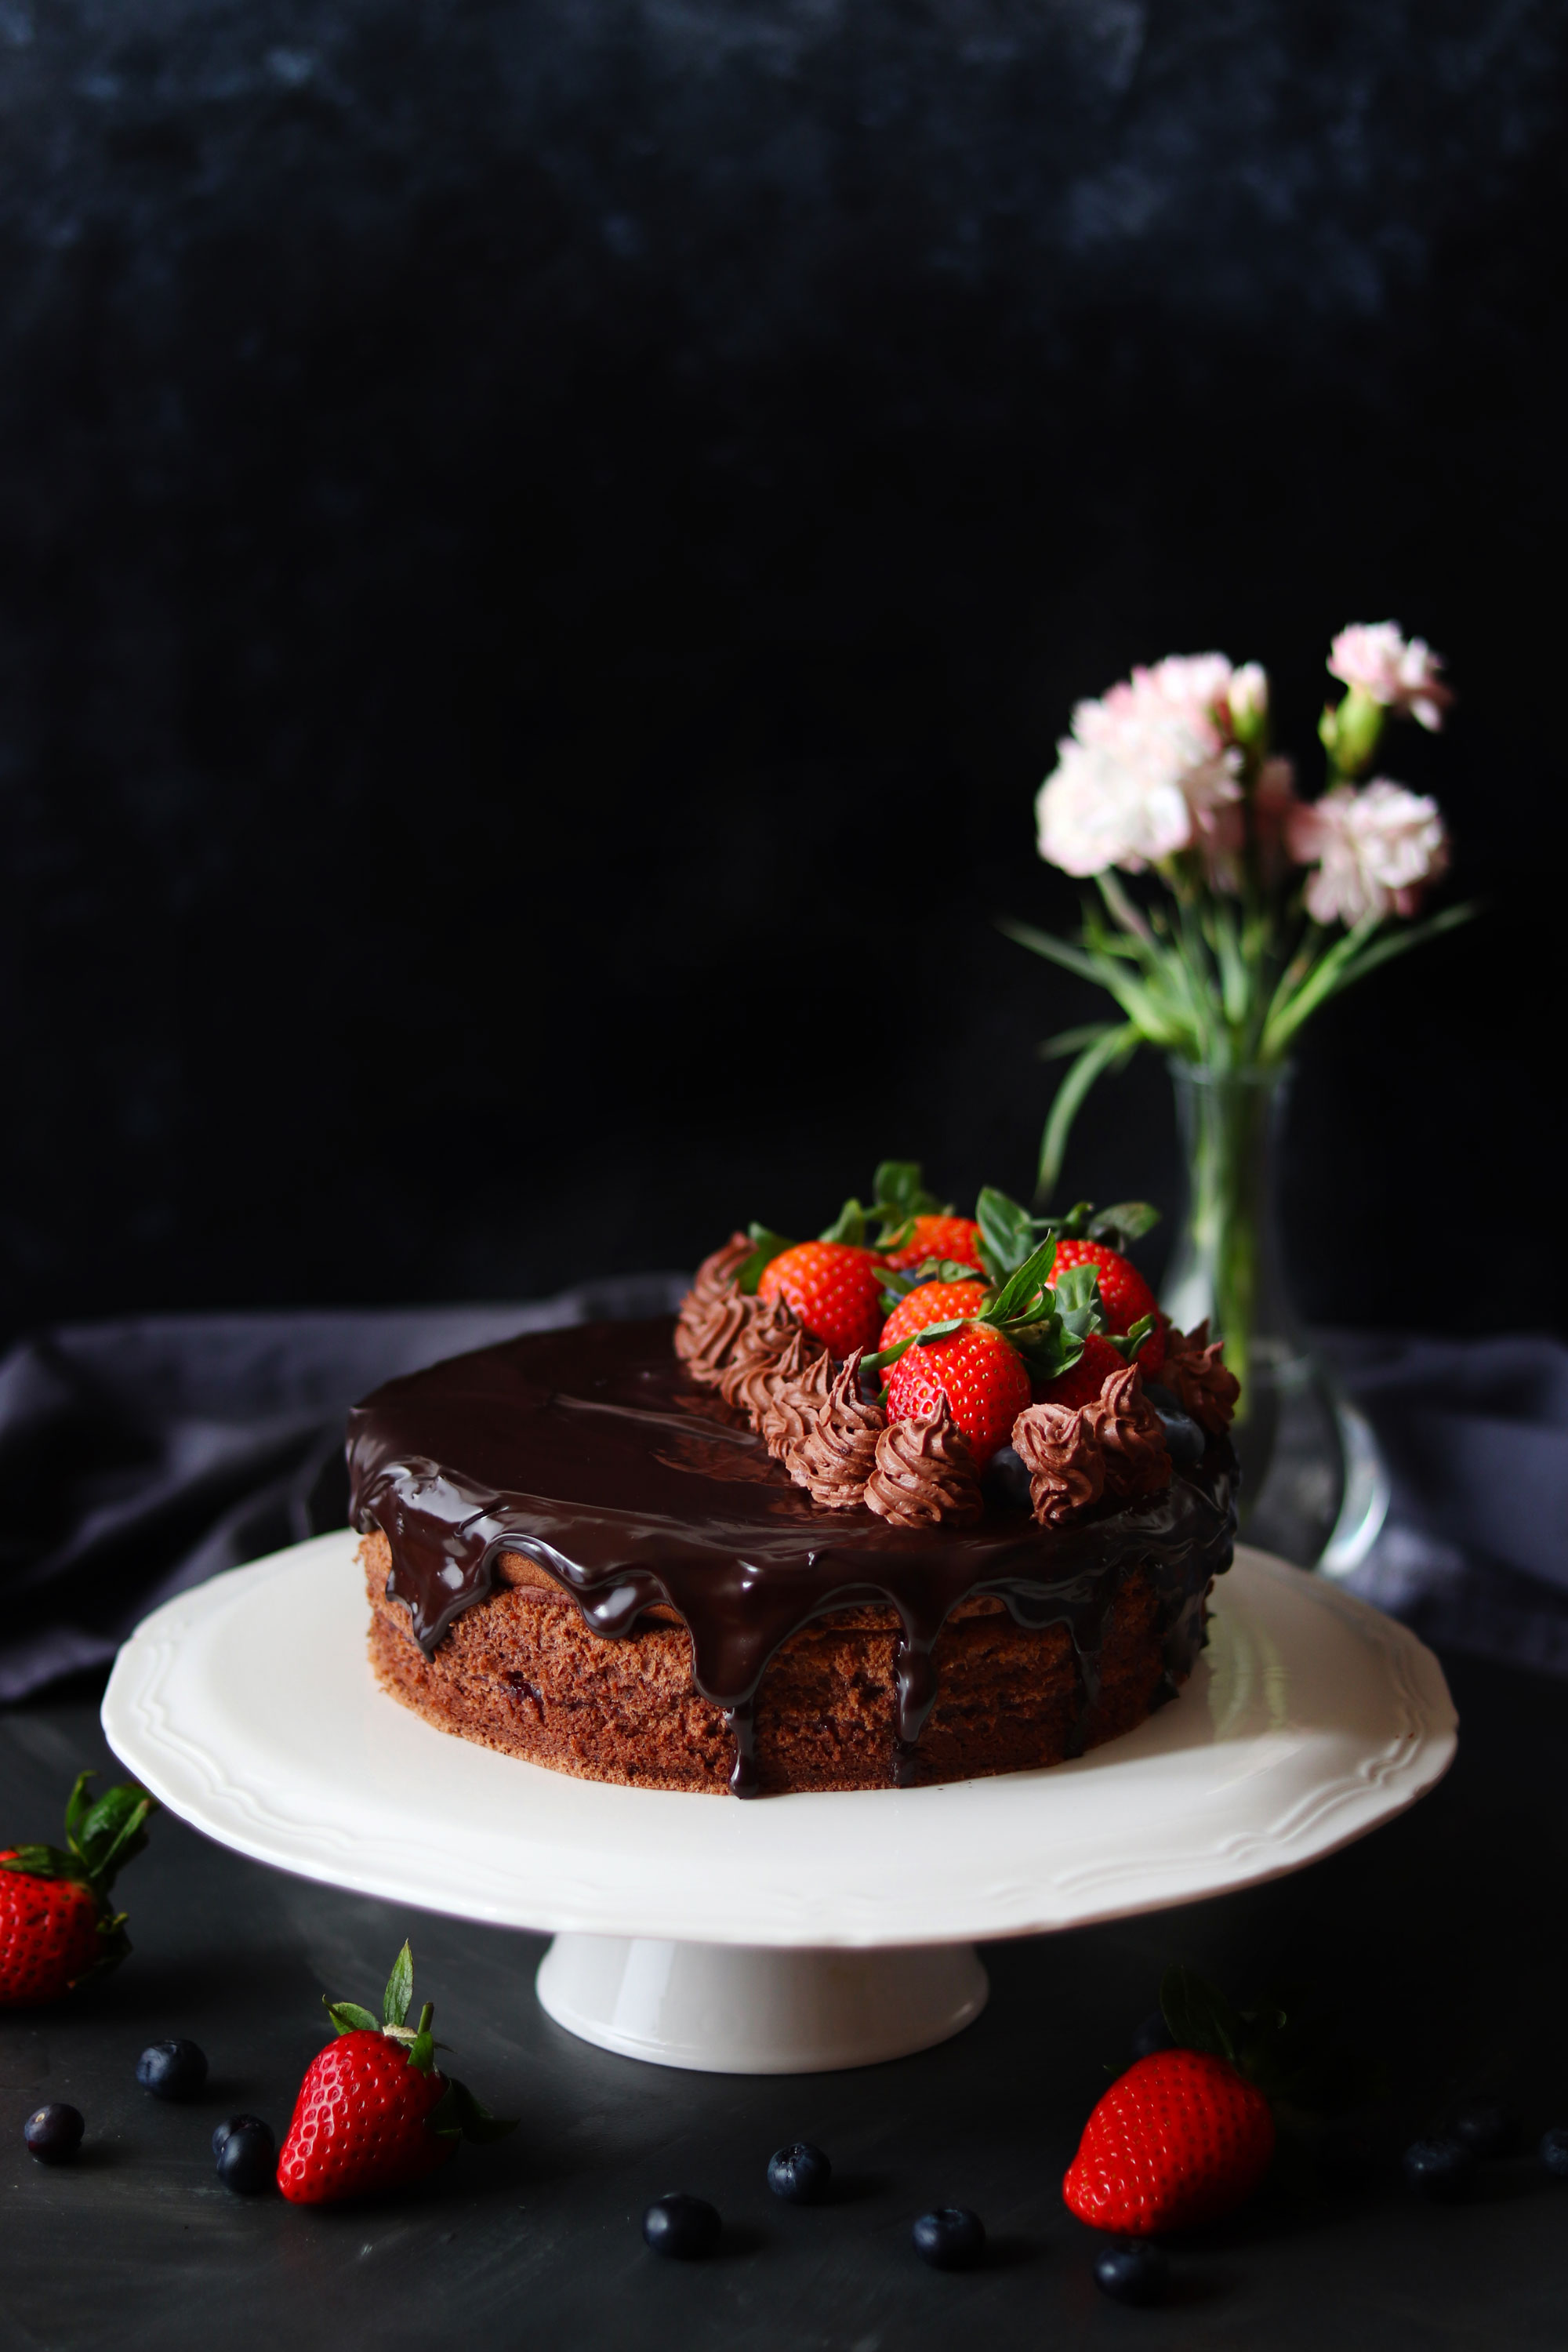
{"left": 361, "top": 1533, "right": 1195, "bottom": 1795}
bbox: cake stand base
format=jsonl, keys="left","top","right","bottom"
{"left": 535, "top": 1933, "right": 989, "bottom": 2074}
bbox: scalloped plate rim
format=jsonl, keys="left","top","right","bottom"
{"left": 100, "top": 1532, "right": 1457, "bottom": 1947}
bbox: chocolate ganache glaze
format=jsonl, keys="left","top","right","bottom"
{"left": 349, "top": 1317, "right": 1237, "bottom": 1796}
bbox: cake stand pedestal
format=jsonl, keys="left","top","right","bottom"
{"left": 102, "top": 1534, "right": 1455, "bottom": 2076}
{"left": 535, "top": 1936, "right": 989, "bottom": 2072}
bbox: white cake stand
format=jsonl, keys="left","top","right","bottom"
{"left": 102, "top": 1534, "right": 1455, "bottom": 2075}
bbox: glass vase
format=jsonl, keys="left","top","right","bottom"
{"left": 1160, "top": 1060, "right": 1388, "bottom": 1571}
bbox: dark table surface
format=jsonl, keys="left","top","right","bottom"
{"left": 4, "top": 1644, "right": 1567, "bottom": 2352}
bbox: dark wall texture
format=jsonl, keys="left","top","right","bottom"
{"left": 2, "top": 0, "right": 1565, "bottom": 1343}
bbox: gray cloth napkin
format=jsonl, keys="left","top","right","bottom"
{"left": 0, "top": 1295, "right": 1563, "bottom": 1698}
{"left": 1327, "top": 1331, "right": 1568, "bottom": 1679}
{"left": 0, "top": 1278, "right": 686, "bottom": 1700}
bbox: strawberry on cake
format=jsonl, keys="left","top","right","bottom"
{"left": 354, "top": 1164, "right": 1239, "bottom": 1796}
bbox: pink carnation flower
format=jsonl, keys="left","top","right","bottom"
{"left": 1036, "top": 653, "right": 1243, "bottom": 877}
{"left": 1286, "top": 778, "right": 1450, "bottom": 926}
{"left": 1327, "top": 622, "right": 1452, "bottom": 731}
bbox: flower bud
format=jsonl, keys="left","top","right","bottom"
{"left": 1319, "top": 684, "right": 1385, "bottom": 779}
{"left": 1225, "top": 662, "right": 1269, "bottom": 750}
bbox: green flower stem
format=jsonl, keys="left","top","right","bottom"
{"left": 1163, "top": 1062, "right": 1290, "bottom": 1417}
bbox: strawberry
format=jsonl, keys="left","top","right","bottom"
{"left": 1, "top": 1773, "right": 156, "bottom": 2007}
{"left": 884, "top": 1324, "right": 1033, "bottom": 1465}
{"left": 1034, "top": 1330, "right": 1127, "bottom": 1412}
{"left": 878, "top": 1279, "right": 989, "bottom": 1356}
{"left": 1050, "top": 1239, "right": 1164, "bottom": 1376}
{"left": 1063, "top": 2046, "right": 1275, "bottom": 2235}
{"left": 872, "top": 1231, "right": 1107, "bottom": 1459}
{"left": 277, "top": 1942, "right": 514, "bottom": 2205}
{"left": 879, "top": 1215, "right": 985, "bottom": 1275}
{"left": 758, "top": 1241, "right": 885, "bottom": 1357}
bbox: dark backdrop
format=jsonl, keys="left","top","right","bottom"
{"left": 2, "top": 0, "right": 1565, "bottom": 1347}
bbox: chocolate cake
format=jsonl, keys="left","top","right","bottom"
{"left": 350, "top": 1314, "right": 1237, "bottom": 1798}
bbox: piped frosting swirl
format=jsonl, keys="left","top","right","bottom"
{"left": 864, "top": 1396, "right": 984, "bottom": 1528}
{"left": 1163, "top": 1320, "right": 1242, "bottom": 1435}
{"left": 1086, "top": 1365, "right": 1172, "bottom": 1501}
{"left": 789, "top": 1350, "right": 885, "bottom": 1507}
{"left": 675, "top": 1232, "right": 757, "bottom": 1386}
{"left": 760, "top": 1343, "right": 837, "bottom": 1463}
{"left": 717, "top": 1292, "right": 801, "bottom": 1411}
{"left": 1010, "top": 1399, "right": 1107, "bottom": 1526}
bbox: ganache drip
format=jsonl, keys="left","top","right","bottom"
{"left": 347, "top": 1317, "right": 1237, "bottom": 1796}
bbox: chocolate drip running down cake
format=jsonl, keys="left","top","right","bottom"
{"left": 352, "top": 1313, "right": 1238, "bottom": 1798}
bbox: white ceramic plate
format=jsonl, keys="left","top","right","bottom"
{"left": 102, "top": 1533, "right": 1455, "bottom": 1951}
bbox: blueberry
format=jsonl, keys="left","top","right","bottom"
{"left": 1142, "top": 1385, "right": 1206, "bottom": 1468}
{"left": 642, "top": 2193, "right": 721, "bottom": 2259}
{"left": 1452, "top": 2103, "right": 1513, "bottom": 2159}
{"left": 912, "top": 2206, "right": 985, "bottom": 2270}
{"left": 1093, "top": 2238, "right": 1170, "bottom": 2307}
{"left": 136, "top": 2039, "right": 208, "bottom": 2101}
{"left": 1130, "top": 2010, "right": 1174, "bottom": 2062}
{"left": 24, "top": 2103, "right": 84, "bottom": 2165}
{"left": 1540, "top": 2127, "right": 1568, "bottom": 2179}
{"left": 212, "top": 2112, "right": 270, "bottom": 2160}
{"left": 1402, "top": 2136, "right": 1475, "bottom": 2201}
{"left": 216, "top": 2121, "right": 276, "bottom": 2196}
{"left": 767, "top": 2140, "right": 832, "bottom": 2203}
{"left": 983, "top": 1446, "right": 1033, "bottom": 1511}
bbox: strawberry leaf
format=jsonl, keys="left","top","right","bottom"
{"left": 988, "top": 1232, "right": 1061, "bottom": 1322}
{"left": 383, "top": 1940, "right": 415, "bottom": 2029}
{"left": 0, "top": 1843, "right": 82, "bottom": 1880}
{"left": 818, "top": 1199, "right": 867, "bottom": 1247}
{"left": 1051, "top": 1263, "right": 1102, "bottom": 1338}
{"left": 405, "top": 2000, "right": 438, "bottom": 2073}
{"left": 64, "top": 1771, "right": 96, "bottom": 1844}
{"left": 736, "top": 1225, "right": 793, "bottom": 1294}
{"left": 1007, "top": 1322, "right": 1081, "bottom": 1381}
{"left": 1088, "top": 1200, "right": 1161, "bottom": 1250}
{"left": 72, "top": 1786, "right": 157, "bottom": 1893}
{"left": 975, "top": 1186, "right": 1043, "bottom": 1284}
{"left": 870, "top": 1161, "right": 947, "bottom": 1232}
{"left": 325, "top": 1999, "right": 382, "bottom": 2036}
{"left": 448, "top": 2077, "right": 518, "bottom": 2144}
{"left": 1160, "top": 1964, "right": 1247, "bottom": 2065}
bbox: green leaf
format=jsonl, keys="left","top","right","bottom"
{"left": 1265, "top": 899, "right": 1481, "bottom": 1056}
{"left": 818, "top": 1198, "right": 867, "bottom": 1247}
{"left": 1036, "top": 1023, "right": 1142, "bottom": 1203}
{"left": 64, "top": 1771, "right": 96, "bottom": 1844}
{"left": 912, "top": 1318, "right": 968, "bottom": 1345}
{"left": 870, "top": 1162, "right": 946, "bottom": 1227}
{"left": 1160, "top": 1965, "right": 1246, "bottom": 2065}
{"left": 1036, "top": 1022, "right": 1125, "bottom": 1063}
{"left": 452, "top": 2078, "right": 519, "bottom": 2144}
{"left": 996, "top": 913, "right": 1125, "bottom": 989}
{"left": 1051, "top": 1262, "right": 1101, "bottom": 1339}
{"left": 325, "top": 1999, "right": 382, "bottom": 2037}
{"left": 0, "top": 1844, "right": 79, "bottom": 1880}
{"left": 735, "top": 1225, "right": 794, "bottom": 1294}
{"left": 1112, "top": 1312, "right": 1157, "bottom": 1359}
{"left": 405, "top": 2000, "right": 437, "bottom": 2073}
{"left": 1007, "top": 1319, "right": 1080, "bottom": 1381}
{"left": 989, "top": 1232, "right": 1061, "bottom": 1323}
{"left": 975, "top": 1185, "right": 1040, "bottom": 1284}
{"left": 1087, "top": 1200, "right": 1161, "bottom": 1247}
{"left": 71, "top": 1784, "right": 157, "bottom": 1893}
{"left": 383, "top": 1940, "right": 415, "bottom": 2029}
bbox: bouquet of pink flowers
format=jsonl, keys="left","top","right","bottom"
{"left": 1006, "top": 622, "right": 1473, "bottom": 1194}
